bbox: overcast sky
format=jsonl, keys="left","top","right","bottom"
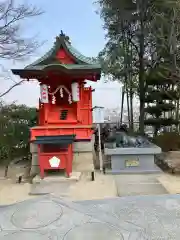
{"left": 1, "top": 0, "right": 124, "bottom": 109}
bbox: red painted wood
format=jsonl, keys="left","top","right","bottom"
{"left": 56, "top": 49, "right": 74, "bottom": 64}
{"left": 30, "top": 48, "right": 96, "bottom": 178}
{"left": 30, "top": 126, "right": 93, "bottom": 141}
{"left": 38, "top": 144, "right": 72, "bottom": 178}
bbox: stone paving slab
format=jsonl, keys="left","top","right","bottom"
{"left": 29, "top": 173, "right": 117, "bottom": 200}
{"left": 29, "top": 181, "right": 71, "bottom": 196}
{"left": 115, "top": 173, "right": 162, "bottom": 183}
{"left": 1, "top": 194, "right": 180, "bottom": 239}
{"left": 115, "top": 174, "right": 168, "bottom": 196}
{"left": 33, "top": 172, "right": 82, "bottom": 184}
{"left": 117, "top": 182, "right": 168, "bottom": 196}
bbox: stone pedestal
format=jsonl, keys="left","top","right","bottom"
{"left": 105, "top": 145, "right": 162, "bottom": 174}
{"left": 30, "top": 143, "right": 39, "bottom": 175}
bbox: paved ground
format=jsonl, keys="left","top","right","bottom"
{"left": 30, "top": 173, "right": 168, "bottom": 198}
{"left": 1, "top": 171, "right": 180, "bottom": 205}
{"left": 2, "top": 166, "right": 180, "bottom": 205}
{"left": 158, "top": 174, "right": 180, "bottom": 194}
{"left": 115, "top": 174, "right": 168, "bottom": 196}
{"left": 0, "top": 180, "right": 36, "bottom": 205}
{"left": 1, "top": 170, "right": 180, "bottom": 239}
{"left": 0, "top": 172, "right": 117, "bottom": 204}
{"left": 1, "top": 194, "right": 180, "bottom": 239}
{"left": 30, "top": 173, "right": 118, "bottom": 200}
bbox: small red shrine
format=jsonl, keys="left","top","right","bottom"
{"left": 12, "top": 31, "right": 101, "bottom": 178}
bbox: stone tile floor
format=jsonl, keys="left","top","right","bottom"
{"left": 1, "top": 194, "right": 180, "bottom": 239}
{"left": 29, "top": 172, "right": 118, "bottom": 200}
{"left": 0, "top": 172, "right": 117, "bottom": 205}
{"left": 1, "top": 171, "right": 180, "bottom": 205}
{"left": 115, "top": 174, "right": 168, "bottom": 196}
{"left": 29, "top": 173, "right": 168, "bottom": 199}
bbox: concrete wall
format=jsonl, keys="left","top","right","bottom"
{"left": 73, "top": 141, "right": 94, "bottom": 152}
{"left": 72, "top": 139, "right": 94, "bottom": 172}
{"left": 72, "top": 152, "right": 94, "bottom": 172}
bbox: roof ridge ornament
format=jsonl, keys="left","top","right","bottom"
{"left": 55, "top": 30, "right": 71, "bottom": 44}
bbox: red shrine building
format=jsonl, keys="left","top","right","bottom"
{"left": 12, "top": 32, "right": 101, "bottom": 179}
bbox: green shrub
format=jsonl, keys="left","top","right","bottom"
{"left": 153, "top": 132, "right": 180, "bottom": 152}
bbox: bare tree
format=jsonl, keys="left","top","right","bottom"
{"left": 0, "top": 0, "right": 43, "bottom": 59}
{"left": 0, "top": 0, "right": 43, "bottom": 97}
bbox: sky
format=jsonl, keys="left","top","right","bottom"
{"left": 1, "top": 0, "right": 123, "bottom": 109}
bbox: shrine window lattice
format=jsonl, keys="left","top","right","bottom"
{"left": 60, "top": 109, "right": 68, "bottom": 120}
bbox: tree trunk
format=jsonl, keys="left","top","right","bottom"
{"left": 120, "top": 86, "right": 125, "bottom": 125}
{"left": 125, "top": 82, "right": 131, "bottom": 127}
{"left": 4, "top": 162, "right": 10, "bottom": 178}
{"left": 139, "top": 56, "right": 145, "bottom": 135}
{"left": 129, "top": 87, "right": 134, "bottom": 132}
{"left": 138, "top": 2, "right": 145, "bottom": 135}
{"left": 154, "top": 126, "right": 159, "bottom": 137}
{"left": 176, "top": 98, "right": 180, "bottom": 131}
{"left": 129, "top": 39, "right": 134, "bottom": 132}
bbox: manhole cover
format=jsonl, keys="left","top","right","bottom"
{"left": 11, "top": 200, "right": 62, "bottom": 229}
{"left": 1, "top": 231, "right": 50, "bottom": 240}
{"left": 63, "top": 222, "right": 123, "bottom": 240}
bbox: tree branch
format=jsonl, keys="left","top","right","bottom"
{"left": 128, "top": 37, "right": 139, "bottom": 55}
{"left": 0, "top": 0, "right": 43, "bottom": 60}
{"left": 0, "top": 80, "right": 25, "bottom": 97}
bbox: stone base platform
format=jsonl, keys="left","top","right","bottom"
{"left": 106, "top": 165, "right": 162, "bottom": 175}
{"left": 104, "top": 146, "right": 162, "bottom": 174}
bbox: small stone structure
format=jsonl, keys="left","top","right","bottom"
{"left": 103, "top": 129, "right": 162, "bottom": 174}
{"left": 104, "top": 145, "right": 162, "bottom": 174}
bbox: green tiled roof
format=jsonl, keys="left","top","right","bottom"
{"left": 25, "top": 31, "right": 100, "bottom": 69}
{"left": 11, "top": 62, "right": 101, "bottom": 77}
{"left": 27, "top": 47, "right": 55, "bottom": 67}
{"left": 25, "top": 63, "right": 101, "bottom": 71}
{"left": 65, "top": 41, "right": 97, "bottom": 65}
{"left": 12, "top": 31, "right": 101, "bottom": 77}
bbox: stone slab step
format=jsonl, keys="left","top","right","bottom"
{"left": 29, "top": 181, "right": 72, "bottom": 196}
{"left": 114, "top": 174, "right": 168, "bottom": 197}
{"left": 33, "top": 172, "right": 82, "bottom": 184}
